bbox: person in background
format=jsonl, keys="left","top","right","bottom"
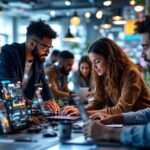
{"left": 83, "top": 15, "right": 150, "bottom": 147}
{"left": 49, "top": 49, "right": 60, "bottom": 65}
{"left": 0, "top": 19, "right": 60, "bottom": 113}
{"left": 44, "top": 49, "right": 60, "bottom": 74}
{"left": 69, "top": 56, "right": 93, "bottom": 98}
{"left": 62, "top": 37, "right": 150, "bottom": 116}
{"left": 47, "top": 50, "right": 75, "bottom": 106}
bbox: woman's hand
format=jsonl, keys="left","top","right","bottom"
{"left": 90, "top": 112, "right": 113, "bottom": 124}
{"left": 61, "top": 105, "right": 80, "bottom": 116}
{"left": 90, "top": 112, "right": 111, "bottom": 120}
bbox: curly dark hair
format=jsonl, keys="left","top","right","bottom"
{"left": 135, "top": 15, "right": 150, "bottom": 37}
{"left": 26, "top": 19, "right": 57, "bottom": 40}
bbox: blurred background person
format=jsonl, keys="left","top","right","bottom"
{"left": 69, "top": 55, "right": 93, "bottom": 102}
{"left": 44, "top": 49, "right": 60, "bottom": 74}
{"left": 47, "top": 50, "right": 75, "bottom": 107}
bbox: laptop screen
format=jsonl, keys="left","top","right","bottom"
{"left": 0, "top": 79, "right": 28, "bottom": 131}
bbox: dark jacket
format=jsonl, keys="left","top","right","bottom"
{"left": 0, "top": 42, "right": 52, "bottom": 101}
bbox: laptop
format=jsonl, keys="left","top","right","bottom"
{"left": 0, "top": 79, "right": 29, "bottom": 132}
{"left": 63, "top": 96, "right": 123, "bottom": 146}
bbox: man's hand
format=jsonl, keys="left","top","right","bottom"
{"left": 83, "top": 120, "right": 121, "bottom": 142}
{"left": 83, "top": 120, "right": 108, "bottom": 140}
{"left": 61, "top": 105, "right": 79, "bottom": 116}
{"left": 29, "top": 116, "right": 45, "bottom": 125}
{"left": 44, "top": 99, "right": 60, "bottom": 113}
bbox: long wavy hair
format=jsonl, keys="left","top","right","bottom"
{"left": 78, "top": 56, "right": 92, "bottom": 81}
{"left": 88, "top": 38, "right": 138, "bottom": 100}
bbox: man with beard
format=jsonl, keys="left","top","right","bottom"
{"left": 47, "top": 50, "right": 74, "bottom": 104}
{"left": 0, "top": 19, "right": 60, "bottom": 113}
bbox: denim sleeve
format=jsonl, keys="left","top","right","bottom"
{"left": 120, "top": 123, "right": 150, "bottom": 147}
{"left": 123, "top": 108, "right": 150, "bottom": 125}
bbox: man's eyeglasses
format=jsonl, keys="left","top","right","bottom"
{"left": 33, "top": 39, "right": 53, "bottom": 52}
{"left": 141, "top": 44, "right": 150, "bottom": 50}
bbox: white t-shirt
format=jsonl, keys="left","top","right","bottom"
{"left": 22, "top": 61, "right": 33, "bottom": 90}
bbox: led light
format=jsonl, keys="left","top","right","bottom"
{"left": 85, "top": 12, "right": 91, "bottom": 18}
{"left": 134, "top": 5, "right": 144, "bottom": 12}
{"left": 103, "top": 0, "right": 112, "bottom": 6}
{"left": 96, "top": 10, "right": 103, "bottom": 19}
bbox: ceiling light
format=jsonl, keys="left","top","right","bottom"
{"left": 112, "top": 9, "right": 123, "bottom": 21}
{"left": 134, "top": 0, "right": 145, "bottom": 12}
{"left": 134, "top": 5, "right": 144, "bottom": 12}
{"left": 130, "top": 0, "right": 136, "bottom": 5}
{"left": 70, "top": 11, "right": 80, "bottom": 26}
{"left": 85, "top": 12, "right": 91, "bottom": 18}
{"left": 50, "top": 10, "right": 56, "bottom": 17}
{"left": 113, "top": 20, "right": 126, "bottom": 25}
{"left": 96, "top": 10, "right": 103, "bottom": 19}
{"left": 65, "top": 0, "right": 71, "bottom": 6}
{"left": 0, "top": 7, "right": 4, "bottom": 14}
{"left": 100, "top": 17, "right": 112, "bottom": 29}
{"left": 64, "top": 27, "right": 80, "bottom": 42}
{"left": 103, "top": 0, "right": 112, "bottom": 6}
{"left": 101, "top": 24, "right": 112, "bottom": 29}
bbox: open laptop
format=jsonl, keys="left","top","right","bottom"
{"left": 0, "top": 79, "right": 29, "bottom": 132}
{"left": 63, "top": 96, "right": 123, "bottom": 146}
{"left": 78, "top": 87, "right": 89, "bottom": 103}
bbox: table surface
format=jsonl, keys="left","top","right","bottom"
{"left": 0, "top": 121, "right": 140, "bottom": 150}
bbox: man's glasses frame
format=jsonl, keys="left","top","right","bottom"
{"left": 33, "top": 39, "right": 53, "bottom": 52}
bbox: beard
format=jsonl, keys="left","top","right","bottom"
{"left": 31, "top": 46, "right": 48, "bottom": 63}
{"left": 59, "top": 66, "right": 70, "bottom": 76}
{"left": 144, "top": 57, "right": 150, "bottom": 63}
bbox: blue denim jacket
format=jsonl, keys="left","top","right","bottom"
{"left": 121, "top": 108, "right": 150, "bottom": 147}
{"left": 121, "top": 122, "right": 150, "bottom": 147}
{"left": 123, "top": 108, "right": 150, "bottom": 125}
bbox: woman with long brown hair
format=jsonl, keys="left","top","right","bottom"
{"left": 62, "top": 38, "right": 150, "bottom": 115}
{"left": 70, "top": 56, "right": 92, "bottom": 92}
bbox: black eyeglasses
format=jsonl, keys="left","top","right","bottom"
{"left": 33, "top": 39, "right": 53, "bottom": 52}
{"left": 141, "top": 44, "right": 150, "bottom": 50}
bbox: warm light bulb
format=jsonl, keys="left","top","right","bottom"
{"left": 112, "top": 16, "right": 123, "bottom": 21}
{"left": 101, "top": 23, "right": 112, "bottom": 29}
{"left": 70, "top": 16, "right": 80, "bottom": 26}
{"left": 113, "top": 20, "right": 126, "bottom": 25}
{"left": 130, "top": 0, "right": 136, "bottom": 5}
